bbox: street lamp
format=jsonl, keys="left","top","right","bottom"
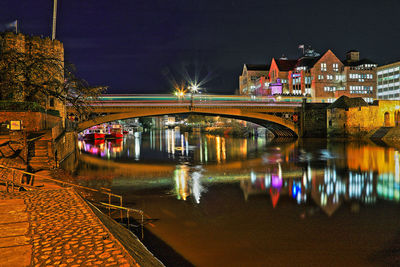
{"left": 188, "top": 84, "right": 199, "bottom": 109}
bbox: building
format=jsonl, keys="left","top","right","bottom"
{"left": 242, "top": 48, "right": 377, "bottom": 103}
{"left": 268, "top": 57, "right": 297, "bottom": 95}
{"left": 239, "top": 64, "right": 269, "bottom": 95}
{"left": 341, "top": 50, "right": 376, "bottom": 103}
{"left": 0, "top": 32, "right": 66, "bottom": 121}
{"left": 377, "top": 60, "right": 400, "bottom": 100}
{"left": 288, "top": 49, "right": 343, "bottom": 102}
{"left": 327, "top": 95, "right": 400, "bottom": 136}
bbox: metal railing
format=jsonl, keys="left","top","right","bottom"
{"left": 94, "top": 202, "right": 145, "bottom": 239}
{"left": 0, "top": 164, "right": 122, "bottom": 207}
{"left": 0, "top": 164, "right": 147, "bottom": 238}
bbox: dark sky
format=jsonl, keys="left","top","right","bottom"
{"left": 1, "top": 0, "right": 399, "bottom": 94}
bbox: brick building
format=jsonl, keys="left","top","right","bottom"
{"left": 241, "top": 48, "right": 377, "bottom": 103}
{"left": 239, "top": 64, "right": 269, "bottom": 95}
{"left": 268, "top": 57, "right": 297, "bottom": 95}
{"left": 377, "top": 60, "right": 400, "bottom": 100}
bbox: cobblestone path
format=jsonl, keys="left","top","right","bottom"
{"left": 0, "top": 188, "right": 140, "bottom": 267}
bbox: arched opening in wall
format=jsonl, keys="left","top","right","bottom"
{"left": 384, "top": 112, "right": 390, "bottom": 127}
{"left": 395, "top": 111, "right": 400, "bottom": 127}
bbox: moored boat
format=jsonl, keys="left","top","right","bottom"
{"left": 106, "top": 124, "right": 124, "bottom": 139}
{"left": 83, "top": 127, "right": 106, "bottom": 140}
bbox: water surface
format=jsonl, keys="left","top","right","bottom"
{"left": 74, "top": 129, "right": 400, "bottom": 266}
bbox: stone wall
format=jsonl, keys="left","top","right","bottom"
{"left": 0, "top": 32, "right": 66, "bottom": 122}
{"left": 327, "top": 100, "right": 400, "bottom": 136}
{"left": 53, "top": 132, "right": 77, "bottom": 167}
{"left": 0, "top": 111, "right": 61, "bottom": 132}
{"left": 302, "top": 103, "right": 328, "bottom": 137}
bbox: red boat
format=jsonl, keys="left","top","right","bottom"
{"left": 106, "top": 124, "right": 123, "bottom": 139}
{"left": 83, "top": 127, "right": 106, "bottom": 140}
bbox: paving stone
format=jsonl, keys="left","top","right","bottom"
{"left": 0, "top": 235, "right": 30, "bottom": 248}
{"left": 0, "top": 211, "right": 28, "bottom": 224}
{"left": 0, "top": 245, "right": 32, "bottom": 267}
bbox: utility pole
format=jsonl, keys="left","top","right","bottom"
{"left": 52, "top": 0, "right": 58, "bottom": 40}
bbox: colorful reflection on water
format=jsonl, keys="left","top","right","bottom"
{"left": 77, "top": 130, "right": 400, "bottom": 212}
{"left": 75, "top": 129, "right": 400, "bottom": 266}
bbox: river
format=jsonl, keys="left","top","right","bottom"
{"left": 72, "top": 129, "right": 400, "bottom": 266}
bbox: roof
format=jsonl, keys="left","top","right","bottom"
{"left": 342, "top": 58, "right": 377, "bottom": 67}
{"left": 274, "top": 59, "right": 298, "bottom": 71}
{"left": 377, "top": 59, "right": 400, "bottom": 68}
{"left": 245, "top": 64, "right": 269, "bottom": 71}
{"left": 328, "top": 95, "right": 369, "bottom": 109}
{"left": 295, "top": 56, "right": 321, "bottom": 69}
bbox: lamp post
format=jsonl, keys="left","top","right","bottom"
{"left": 189, "top": 84, "right": 199, "bottom": 109}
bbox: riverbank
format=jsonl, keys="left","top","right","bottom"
{"left": 0, "top": 140, "right": 164, "bottom": 266}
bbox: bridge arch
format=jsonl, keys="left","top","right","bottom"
{"left": 76, "top": 107, "right": 299, "bottom": 138}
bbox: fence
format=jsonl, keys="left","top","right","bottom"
{"left": 0, "top": 164, "right": 146, "bottom": 238}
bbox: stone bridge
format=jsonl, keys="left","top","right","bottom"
{"left": 67, "top": 95, "right": 305, "bottom": 137}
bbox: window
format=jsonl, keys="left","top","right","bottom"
{"left": 49, "top": 98, "right": 55, "bottom": 107}
{"left": 333, "top": 63, "right": 338, "bottom": 72}
{"left": 324, "top": 86, "right": 336, "bottom": 92}
{"left": 327, "top": 75, "right": 333, "bottom": 80}
{"left": 321, "top": 63, "right": 327, "bottom": 71}
{"left": 350, "top": 86, "right": 373, "bottom": 94}
{"left": 318, "top": 75, "right": 324, "bottom": 80}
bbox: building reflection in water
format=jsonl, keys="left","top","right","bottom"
{"left": 78, "top": 130, "right": 400, "bottom": 215}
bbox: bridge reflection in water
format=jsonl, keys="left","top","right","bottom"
{"left": 75, "top": 129, "right": 400, "bottom": 217}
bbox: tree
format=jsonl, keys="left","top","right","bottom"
{"left": 0, "top": 39, "right": 106, "bottom": 117}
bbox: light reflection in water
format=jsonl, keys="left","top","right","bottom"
{"left": 77, "top": 131, "right": 400, "bottom": 215}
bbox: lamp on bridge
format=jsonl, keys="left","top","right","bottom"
{"left": 188, "top": 84, "right": 199, "bottom": 108}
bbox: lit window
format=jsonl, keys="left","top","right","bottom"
{"left": 333, "top": 63, "right": 338, "bottom": 71}
{"left": 327, "top": 75, "right": 333, "bottom": 80}
{"left": 318, "top": 75, "right": 324, "bottom": 80}
{"left": 321, "top": 63, "right": 327, "bottom": 71}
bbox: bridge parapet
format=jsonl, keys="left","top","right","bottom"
{"left": 68, "top": 98, "right": 303, "bottom": 138}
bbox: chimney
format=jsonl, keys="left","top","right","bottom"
{"left": 346, "top": 50, "right": 360, "bottom": 62}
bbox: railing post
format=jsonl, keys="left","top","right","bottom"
{"left": 127, "top": 210, "right": 130, "bottom": 228}
{"left": 120, "top": 196, "right": 123, "bottom": 222}
{"left": 108, "top": 193, "right": 111, "bottom": 216}
{"left": 141, "top": 213, "right": 144, "bottom": 240}
{"left": 11, "top": 169, "right": 14, "bottom": 191}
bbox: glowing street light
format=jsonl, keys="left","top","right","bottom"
{"left": 175, "top": 86, "right": 187, "bottom": 99}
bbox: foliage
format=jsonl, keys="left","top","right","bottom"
{"left": 0, "top": 48, "right": 107, "bottom": 116}
{"left": 0, "top": 101, "right": 60, "bottom": 116}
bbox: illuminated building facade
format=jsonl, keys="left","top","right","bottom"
{"left": 377, "top": 60, "right": 400, "bottom": 100}
{"left": 327, "top": 96, "right": 400, "bottom": 136}
{"left": 239, "top": 64, "right": 269, "bottom": 95}
{"left": 268, "top": 57, "right": 297, "bottom": 95}
{"left": 241, "top": 48, "right": 377, "bottom": 103}
{"left": 0, "top": 32, "right": 66, "bottom": 121}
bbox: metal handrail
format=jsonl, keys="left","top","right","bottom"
{"left": 0, "top": 164, "right": 123, "bottom": 208}
{"left": 0, "top": 164, "right": 147, "bottom": 239}
{"left": 96, "top": 202, "right": 145, "bottom": 239}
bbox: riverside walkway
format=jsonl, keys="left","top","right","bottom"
{"left": 0, "top": 188, "right": 138, "bottom": 266}
{"left": 0, "top": 141, "right": 163, "bottom": 266}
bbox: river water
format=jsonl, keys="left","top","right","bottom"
{"left": 73, "top": 129, "right": 400, "bottom": 266}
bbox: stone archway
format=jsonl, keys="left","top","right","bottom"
{"left": 384, "top": 112, "right": 390, "bottom": 127}
{"left": 395, "top": 111, "right": 400, "bottom": 127}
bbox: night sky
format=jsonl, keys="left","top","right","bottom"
{"left": 1, "top": 0, "right": 399, "bottom": 94}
